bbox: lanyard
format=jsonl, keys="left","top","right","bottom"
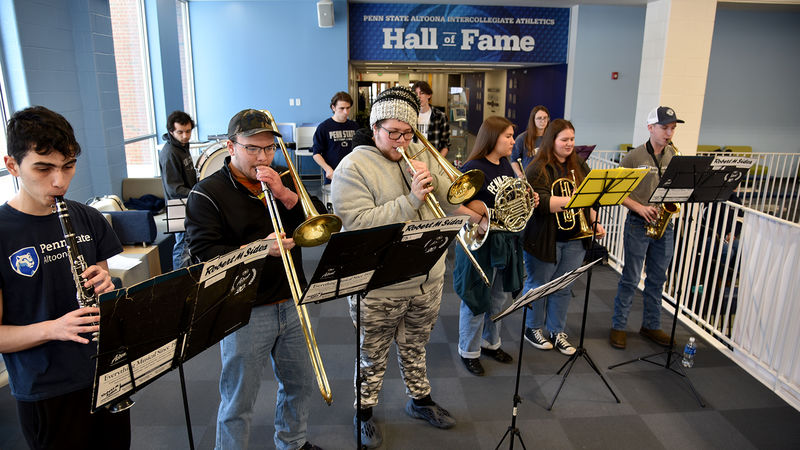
{"left": 645, "top": 141, "right": 664, "bottom": 178}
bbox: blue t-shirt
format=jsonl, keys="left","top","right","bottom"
{"left": 311, "top": 117, "right": 360, "bottom": 184}
{"left": 0, "top": 200, "right": 122, "bottom": 401}
{"left": 461, "top": 157, "right": 517, "bottom": 209}
{"left": 511, "top": 131, "right": 542, "bottom": 173}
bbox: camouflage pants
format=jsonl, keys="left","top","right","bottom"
{"left": 348, "top": 282, "right": 443, "bottom": 409}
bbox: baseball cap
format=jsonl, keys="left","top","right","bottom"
{"left": 227, "top": 109, "right": 282, "bottom": 139}
{"left": 647, "top": 106, "right": 684, "bottom": 125}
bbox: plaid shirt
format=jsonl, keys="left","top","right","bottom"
{"left": 416, "top": 107, "right": 450, "bottom": 152}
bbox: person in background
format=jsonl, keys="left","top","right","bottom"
{"left": 1, "top": 106, "right": 129, "bottom": 449}
{"left": 412, "top": 81, "right": 450, "bottom": 157}
{"left": 312, "top": 91, "right": 360, "bottom": 184}
{"left": 185, "top": 109, "right": 321, "bottom": 450}
{"left": 158, "top": 110, "right": 197, "bottom": 270}
{"left": 609, "top": 106, "right": 683, "bottom": 350}
{"left": 331, "top": 86, "right": 460, "bottom": 448}
{"left": 522, "top": 119, "right": 605, "bottom": 356}
{"left": 454, "top": 116, "right": 536, "bottom": 376}
{"left": 511, "top": 105, "right": 550, "bottom": 178}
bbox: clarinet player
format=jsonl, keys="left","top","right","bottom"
{"left": 0, "top": 106, "right": 130, "bottom": 449}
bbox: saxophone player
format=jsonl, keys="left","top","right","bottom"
{"left": 0, "top": 106, "right": 129, "bottom": 449}
{"left": 610, "top": 106, "right": 684, "bottom": 350}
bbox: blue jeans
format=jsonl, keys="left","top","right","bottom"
{"left": 523, "top": 240, "right": 586, "bottom": 335}
{"left": 612, "top": 213, "right": 674, "bottom": 330}
{"left": 216, "top": 301, "right": 313, "bottom": 450}
{"left": 172, "top": 232, "right": 190, "bottom": 270}
{"left": 458, "top": 268, "right": 509, "bottom": 358}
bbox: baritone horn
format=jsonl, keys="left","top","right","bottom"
{"left": 552, "top": 170, "right": 594, "bottom": 240}
{"left": 409, "top": 130, "right": 485, "bottom": 205}
{"left": 260, "top": 110, "right": 342, "bottom": 247}
{"left": 258, "top": 109, "right": 334, "bottom": 405}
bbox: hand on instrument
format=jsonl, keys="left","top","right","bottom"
{"left": 50, "top": 307, "right": 101, "bottom": 344}
{"left": 256, "top": 166, "right": 289, "bottom": 197}
{"left": 638, "top": 204, "right": 660, "bottom": 223}
{"left": 531, "top": 191, "right": 540, "bottom": 209}
{"left": 81, "top": 265, "right": 114, "bottom": 295}
{"left": 266, "top": 231, "right": 295, "bottom": 257}
{"left": 593, "top": 222, "right": 607, "bottom": 239}
{"left": 410, "top": 164, "right": 434, "bottom": 203}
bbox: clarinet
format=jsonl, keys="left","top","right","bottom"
{"left": 53, "top": 196, "right": 97, "bottom": 309}
{"left": 52, "top": 196, "right": 135, "bottom": 413}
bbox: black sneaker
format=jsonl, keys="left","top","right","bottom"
{"left": 460, "top": 356, "right": 485, "bottom": 376}
{"left": 551, "top": 332, "right": 576, "bottom": 356}
{"left": 405, "top": 399, "right": 456, "bottom": 429}
{"left": 354, "top": 414, "right": 382, "bottom": 448}
{"left": 524, "top": 327, "right": 553, "bottom": 350}
{"left": 299, "top": 443, "right": 323, "bottom": 450}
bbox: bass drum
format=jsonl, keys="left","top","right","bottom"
{"left": 195, "top": 141, "right": 229, "bottom": 179}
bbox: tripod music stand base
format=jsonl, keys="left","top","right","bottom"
{"left": 548, "top": 347, "right": 620, "bottom": 411}
{"left": 495, "top": 424, "right": 526, "bottom": 450}
{"left": 608, "top": 349, "right": 706, "bottom": 407}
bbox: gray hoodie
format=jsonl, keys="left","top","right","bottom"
{"left": 331, "top": 140, "right": 459, "bottom": 297}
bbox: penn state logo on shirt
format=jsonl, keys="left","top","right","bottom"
{"left": 9, "top": 247, "right": 40, "bottom": 277}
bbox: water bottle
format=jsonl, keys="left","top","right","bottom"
{"left": 682, "top": 337, "right": 696, "bottom": 368}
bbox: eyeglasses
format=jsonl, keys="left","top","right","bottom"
{"left": 379, "top": 125, "right": 415, "bottom": 141}
{"left": 234, "top": 141, "right": 278, "bottom": 155}
{"left": 534, "top": 116, "right": 549, "bottom": 122}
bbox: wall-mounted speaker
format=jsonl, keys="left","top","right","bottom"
{"left": 317, "top": 0, "right": 334, "bottom": 28}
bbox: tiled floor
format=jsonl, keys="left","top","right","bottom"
{"left": 2, "top": 245, "right": 798, "bottom": 449}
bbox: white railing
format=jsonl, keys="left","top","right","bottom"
{"left": 697, "top": 152, "right": 800, "bottom": 223}
{"left": 587, "top": 152, "right": 800, "bottom": 411}
{"left": 591, "top": 149, "right": 800, "bottom": 223}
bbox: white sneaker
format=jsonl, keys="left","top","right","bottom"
{"left": 552, "top": 332, "right": 576, "bottom": 356}
{"left": 524, "top": 327, "right": 553, "bottom": 350}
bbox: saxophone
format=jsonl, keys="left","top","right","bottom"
{"left": 52, "top": 196, "right": 135, "bottom": 413}
{"left": 644, "top": 143, "right": 680, "bottom": 240}
{"left": 644, "top": 202, "right": 680, "bottom": 240}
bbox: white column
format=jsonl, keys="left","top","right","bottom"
{"left": 632, "top": 0, "right": 717, "bottom": 155}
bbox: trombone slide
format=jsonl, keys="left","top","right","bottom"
{"left": 260, "top": 180, "right": 333, "bottom": 405}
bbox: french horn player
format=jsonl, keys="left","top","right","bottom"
{"left": 453, "top": 116, "right": 538, "bottom": 377}
{"left": 610, "top": 106, "right": 684, "bottom": 351}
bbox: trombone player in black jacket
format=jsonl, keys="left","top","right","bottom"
{"left": 185, "top": 109, "right": 321, "bottom": 450}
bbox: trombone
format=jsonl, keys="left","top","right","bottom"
{"left": 408, "top": 130, "right": 485, "bottom": 205}
{"left": 258, "top": 109, "right": 336, "bottom": 405}
{"left": 396, "top": 146, "right": 491, "bottom": 286}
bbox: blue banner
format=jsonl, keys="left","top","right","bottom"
{"left": 349, "top": 3, "right": 570, "bottom": 64}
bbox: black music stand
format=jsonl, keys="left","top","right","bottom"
{"left": 298, "top": 216, "right": 467, "bottom": 450}
{"left": 93, "top": 239, "right": 273, "bottom": 449}
{"left": 491, "top": 259, "right": 602, "bottom": 449}
{"left": 540, "top": 167, "right": 648, "bottom": 410}
{"left": 607, "top": 155, "right": 754, "bottom": 407}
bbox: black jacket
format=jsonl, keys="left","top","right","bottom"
{"left": 523, "top": 159, "right": 592, "bottom": 263}
{"left": 159, "top": 133, "right": 198, "bottom": 199}
{"left": 185, "top": 156, "right": 306, "bottom": 306}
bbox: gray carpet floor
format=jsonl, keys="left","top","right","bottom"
{"left": 2, "top": 243, "right": 799, "bottom": 449}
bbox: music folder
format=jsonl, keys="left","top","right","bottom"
{"left": 492, "top": 258, "right": 602, "bottom": 322}
{"left": 90, "top": 239, "right": 273, "bottom": 412}
{"left": 565, "top": 167, "right": 649, "bottom": 210}
{"left": 299, "top": 216, "right": 469, "bottom": 305}
{"left": 649, "top": 155, "right": 754, "bottom": 204}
